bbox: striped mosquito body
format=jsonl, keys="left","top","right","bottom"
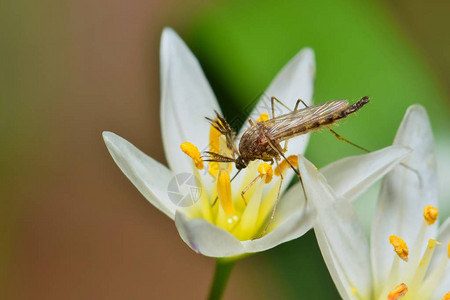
{"left": 237, "top": 97, "right": 370, "bottom": 167}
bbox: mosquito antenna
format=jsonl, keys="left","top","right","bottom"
{"left": 205, "top": 113, "right": 239, "bottom": 159}
{"left": 202, "top": 151, "right": 235, "bottom": 163}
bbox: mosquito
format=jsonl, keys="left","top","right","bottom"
{"left": 204, "top": 96, "right": 370, "bottom": 234}
{"left": 206, "top": 96, "right": 370, "bottom": 178}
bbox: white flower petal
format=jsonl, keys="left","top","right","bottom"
{"left": 271, "top": 181, "right": 305, "bottom": 226}
{"left": 236, "top": 48, "right": 315, "bottom": 192}
{"left": 299, "top": 155, "right": 372, "bottom": 299}
{"left": 436, "top": 137, "right": 450, "bottom": 219}
{"left": 371, "top": 105, "right": 438, "bottom": 290}
{"left": 437, "top": 217, "right": 450, "bottom": 261}
{"left": 280, "top": 144, "right": 410, "bottom": 234}
{"left": 241, "top": 192, "right": 315, "bottom": 253}
{"left": 314, "top": 227, "right": 359, "bottom": 300}
{"left": 433, "top": 217, "right": 450, "bottom": 299}
{"left": 429, "top": 217, "right": 450, "bottom": 280}
{"left": 321, "top": 145, "right": 411, "bottom": 201}
{"left": 238, "top": 48, "right": 315, "bottom": 133}
{"left": 103, "top": 132, "right": 177, "bottom": 219}
{"left": 271, "top": 144, "right": 409, "bottom": 251}
{"left": 174, "top": 211, "right": 245, "bottom": 257}
{"left": 434, "top": 280, "right": 450, "bottom": 300}
{"left": 160, "top": 28, "right": 221, "bottom": 176}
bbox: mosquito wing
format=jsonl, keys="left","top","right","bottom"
{"left": 264, "top": 100, "right": 349, "bottom": 141}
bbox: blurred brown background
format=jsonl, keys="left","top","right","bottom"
{"left": 1, "top": 0, "right": 449, "bottom": 299}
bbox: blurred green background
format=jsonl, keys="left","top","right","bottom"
{"left": 1, "top": 0, "right": 449, "bottom": 299}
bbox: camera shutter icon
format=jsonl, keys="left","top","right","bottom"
{"left": 167, "top": 173, "right": 202, "bottom": 207}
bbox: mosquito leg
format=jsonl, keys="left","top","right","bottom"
{"left": 294, "top": 98, "right": 309, "bottom": 110}
{"left": 258, "top": 159, "right": 283, "bottom": 238}
{"left": 327, "top": 127, "right": 370, "bottom": 153}
{"left": 271, "top": 97, "right": 276, "bottom": 119}
{"left": 271, "top": 97, "right": 309, "bottom": 115}
{"left": 267, "top": 139, "right": 299, "bottom": 176}
{"left": 327, "top": 127, "right": 423, "bottom": 186}
{"left": 263, "top": 158, "right": 276, "bottom": 165}
{"left": 275, "top": 157, "right": 284, "bottom": 180}
{"left": 211, "top": 196, "right": 218, "bottom": 207}
{"left": 240, "top": 175, "right": 261, "bottom": 206}
{"left": 279, "top": 99, "right": 308, "bottom": 153}
{"left": 266, "top": 137, "right": 307, "bottom": 203}
{"left": 271, "top": 96, "right": 294, "bottom": 119}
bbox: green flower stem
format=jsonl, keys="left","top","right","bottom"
{"left": 207, "top": 258, "right": 237, "bottom": 300}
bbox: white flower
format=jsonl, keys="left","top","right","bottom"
{"left": 302, "top": 105, "right": 450, "bottom": 299}
{"left": 102, "top": 28, "right": 410, "bottom": 258}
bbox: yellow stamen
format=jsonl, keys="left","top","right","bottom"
{"left": 217, "top": 170, "right": 233, "bottom": 215}
{"left": 442, "top": 292, "right": 450, "bottom": 300}
{"left": 233, "top": 171, "right": 264, "bottom": 240}
{"left": 448, "top": 240, "right": 450, "bottom": 258}
{"left": 419, "top": 240, "right": 449, "bottom": 298}
{"left": 387, "top": 283, "right": 408, "bottom": 300}
{"left": 180, "top": 142, "right": 203, "bottom": 170}
{"left": 389, "top": 235, "right": 409, "bottom": 262}
{"left": 409, "top": 238, "right": 439, "bottom": 292}
{"left": 258, "top": 163, "right": 273, "bottom": 183}
{"left": 218, "top": 135, "right": 232, "bottom": 173}
{"left": 423, "top": 205, "right": 439, "bottom": 225}
{"left": 274, "top": 155, "right": 298, "bottom": 176}
{"left": 427, "top": 238, "right": 440, "bottom": 250}
{"left": 257, "top": 113, "right": 269, "bottom": 123}
{"left": 208, "top": 124, "right": 221, "bottom": 177}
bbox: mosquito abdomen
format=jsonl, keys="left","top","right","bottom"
{"left": 277, "top": 97, "right": 370, "bottom": 141}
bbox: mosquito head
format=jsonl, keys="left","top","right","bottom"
{"left": 235, "top": 156, "right": 248, "bottom": 170}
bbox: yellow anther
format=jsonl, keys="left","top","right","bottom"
{"left": 447, "top": 240, "right": 450, "bottom": 258}
{"left": 423, "top": 205, "right": 439, "bottom": 225}
{"left": 258, "top": 163, "right": 273, "bottom": 184}
{"left": 217, "top": 170, "right": 234, "bottom": 215}
{"left": 389, "top": 235, "right": 409, "bottom": 262}
{"left": 274, "top": 155, "right": 299, "bottom": 176}
{"left": 209, "top": 123, "right": 221, "bottom": 153}
{"left": 442, "top": 292, "right": 450, "bottom": 300}
{"left": 257, "top": 113, "right": 269, "bottom": 123}
{"left": 427, "top": 238, "right": 440, "bottom": 249}
{"left": 387, "top": 283, "right": 408, "bottom": 300}
{"left": 180, "top": 142, "right": 204, "bottom": 170}
{"left": 208, "top": 124, "right": 221, "bottom": 177}
{"left": 351, "top": 286, "right": 358, "bottom": 294}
